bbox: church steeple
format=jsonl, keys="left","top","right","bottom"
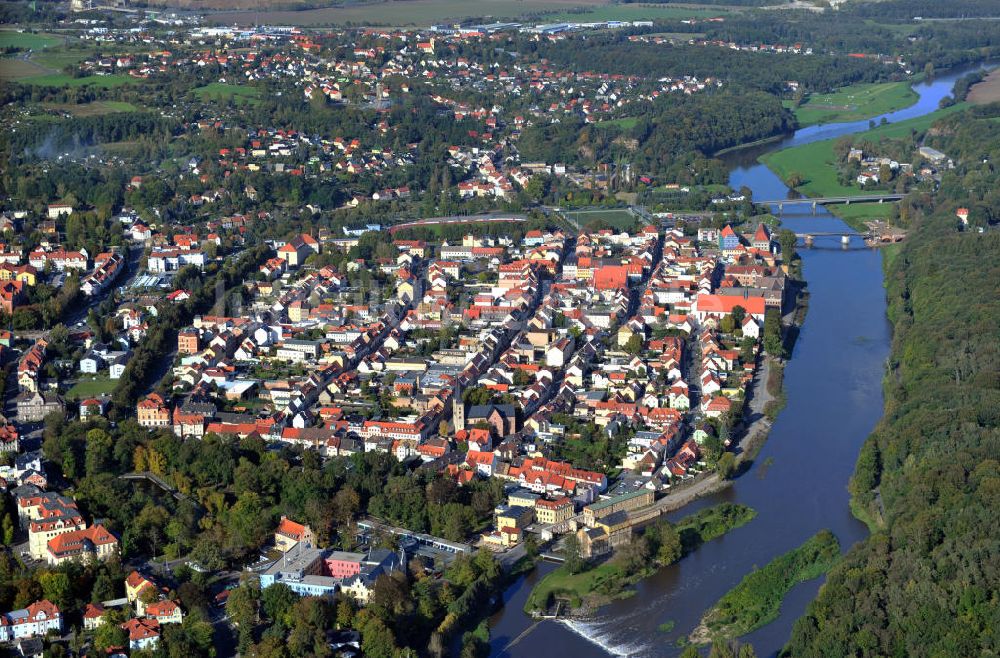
{"left": 452, "top": 381, "right": 465, "bottom": 431}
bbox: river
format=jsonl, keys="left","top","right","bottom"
{"left": 487, "top": 65, "right": 988, "bottom": 657}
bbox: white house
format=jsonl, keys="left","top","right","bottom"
{"left": 107, "top": 352, "right": 130, "bottom": 380}
{"left": 79, "top": 351, "right": 104, "bottom": 374}
{"left": 741, "top": 316, "right": 760, "bottom": 339}
{"left": 0, "top": 600, "right": 62, "bottom": 642}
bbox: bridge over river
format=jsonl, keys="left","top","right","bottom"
{"left": 759, "top": 194, "right": 904, "bottom": 213}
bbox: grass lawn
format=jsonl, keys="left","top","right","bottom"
{"left": 761, "top": 103, "right": 969, "bottom": 198}
{"left": 194, "top": 82, "right": 262, "bottom": 104}
{"left": 824, "top": 202, "right": 896, "bottom": 232}
{"left": 0, "top": 31, "right": 61, "bottom": 50}
{"left": 66, "top": 376, "right": 117, "bottom": 401}
{"left": 825, "top": 202, "right": 894, "bottom": 221}
{"left": 793, "top": 81, "right": 918, "bottom": 127}
{"left": 524, "top": 560, "right": 629, "bottom": 613}
{"left": 596, "top": 117, "right": 639, "bottom": 130}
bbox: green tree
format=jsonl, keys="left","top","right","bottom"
{"left": 717, "top": 452, "right": 738, "bottom": 480}
{"left": 359, "top": 614, "right": 398, "bottom": 658}
{"left": 261, "top": 583, "right": 298, "bottom": 628}
{"left": 720, "top": 314, "right": 736, "bottom": 334}
{"left": 656, "top": 522, "right": 683, "bottom": 565}
{"left": 1, "top": 513, "right": 13, "bottom": 545}
{"left": 93, "top": 615, "right": 128, "bottom": 653}
{"left": 85, "top": 428, "right": 114, "bottom": 476}
{"left": 778, "top": 229, "right": 797, "bottom": 262}
{"left": 562, "top": 533, "right": 586, "bottom": 575}
{"left": 763, "top": 309, "right": 784, "bottom": 357}
{"left": 39, "top": 571, "right": 72, "bottom": 609}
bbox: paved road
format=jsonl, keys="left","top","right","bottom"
{"left": 648, "top": 471, "right": 726, "bottom": 517}
{"left": 746, "top": 356, "right": 774, "bottom": 419}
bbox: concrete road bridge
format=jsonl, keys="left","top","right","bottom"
{"left": 759, "top": 194, "right": 904, "bottom": 213}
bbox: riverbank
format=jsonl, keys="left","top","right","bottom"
{"left": 713, "top": 133, "right": 786, "bottom": 157}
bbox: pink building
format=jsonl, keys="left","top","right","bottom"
{"left": 323, "top": 552, "right": 364, "bottom": 579}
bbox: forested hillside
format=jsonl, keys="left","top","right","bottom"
{"left": 785, "top": 106, "right": 1000, "bottom": 656}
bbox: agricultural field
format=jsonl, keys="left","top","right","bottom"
{"left": 0, "top": 57, "right": 50, "bottom": 80}
{"left": 207, "top": 0, "right": 607, "bottom": 26}
{"left": 968, "top": 68, "right": 1000, "bottom": 105}
{"left": 761, "top": 103, "right": 968, "bottom": 198}
{"left": 789, "top": 81, "right": 918, "bottom": 127}
{"left": 194, "top": 82, "right": 262, "bottom": 104}
{"left": 0, "top": 38, "right": 91, "bottom": 82}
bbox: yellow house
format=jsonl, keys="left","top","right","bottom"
{"left": 0, "top": 266, "right": 37, "bottom": 286}
{"left": 535, "top": 497, "right": 574, "bottom": 525}
{"left": 287, "top": 300, "right": 310, "bottom": 322}
{"left": 274, "top": 516, "right": 316, "bottom": 553}
{"left": 495, "top": 505, "right": 534, "bottom": 531}
{"left": 617, "top": 324, "right": 636, "bottom": 348}
{"left": 16, "top": 269, "right": 37, "bottom": 286}
{"left": 396, "top": 280, "right": 415, "bottom": 303}
{"left": 126, "top": 570, "right": 165, "bottom": 616}
{"left": 126, "top": 571, "right": 157, "bottom": 605}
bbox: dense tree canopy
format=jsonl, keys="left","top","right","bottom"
{"left": 785, "top": 105, "right": 1000, "bottom": 657}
